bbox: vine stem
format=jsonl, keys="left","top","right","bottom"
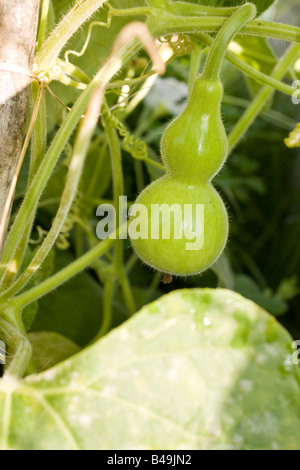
{"left": 147, "top": 0, "right": 239, "bottom": 16}
{"left": 0, "top": 23, "right": 165, "bottom": 284}
{"left": 35, "top": 0, "right": 108, "bottom": 73}
{"left": 30, "top": 81, "right": 47, "bottom": 183}
{"left": 229, "top": 43, "right": 300, "bottom": 151}
{"left": 0, "top": 22, "right": 164, "bottom": 379}
{"left": 147, "top": 16, "right": 300, "bottom": 44}
{"left": 188, "top": 43, "right": 204, "bottom": 96}
{"left": 60, "top": 39, "right": 298, "bottom": 100}
{"left": 0, "top": 87, "right": 105, "bottom": 303}
{"left": 119, "top": 269, "right": 136, "bottom": 315}
{"left": 1, "top": 81, "right": 48, "bottom": 291}
{"left": 222, "top": 95, "right": 297, "bottom": 131}
{"left": 0, "top": 317, "right": 33, "bottom": 379}
{"left": 34, "top": 1, "right": 300, "bottom": 81}
{"left": 0, "top": 22, "right": 164, "bottom": 308}
{"left": 97, "top": 111, "right": 123, "bottom": 337}
{"left": 171, "top": 2, "right": 239, "bottom": 17}
{"left": 7, "top": 224, "right": 128, "bottom": 311}
{"left": 0, "top": 85, "right": 105, "bottom": 377}
{"left": 97, "top": 280, "right": 115, "bottom": 339}
{"left": 202, "top": 4, "right": 257, "bottom": 81}
{"left": 145, "top": 0, "right": 169, "bottom": 7}
{"left": 100, "top": 104, "right": 136, "bottom": 328}
{"left": 0, "top": 84, "right": 44, "bottom": 254}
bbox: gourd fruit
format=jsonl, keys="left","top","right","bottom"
{"left": 129, "top": 4, "right": 257, "bottom": 276}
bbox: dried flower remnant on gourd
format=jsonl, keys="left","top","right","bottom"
{"left": 285, "top": 123, "right": 300, "bottom": 148}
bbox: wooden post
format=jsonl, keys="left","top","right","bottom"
{"left": 0, "top": 0, "right": 40, "bottom": 249}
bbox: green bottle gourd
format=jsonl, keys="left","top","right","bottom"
{"left": 130, "top": 4, "right": 257, "bottom": 276}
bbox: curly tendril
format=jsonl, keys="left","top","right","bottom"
{"left": 159, "top": 34, "right": 193, "bottom": 56}
{"left": 102, "top": 107, "right": 148, "bottom": 160}
{"left": 56, "top": 193, "right": 82, "bottom": 250}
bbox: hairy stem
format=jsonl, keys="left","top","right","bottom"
{"left": 1, "top": 81, "right": 48, "bottom": 291}
{"left": 0, "top": 42, "right": 139, "bottom": 282}
{"left": 0, "top": 22, "right": 164, "bottom": 286}
{"left": 96, "top": 280, "right": 114, "bottom": 340}
{"left": 102, "top": 105, "right": 136, "bottom": 318}
{"left": 0, "top": 84, "right": 44, "bottom": 269}
{"left": 171, "top": 2, "right": 239, "bottom": 17}
{"left": 188, "top": 43, "right": 204, "bottom": 96}
{"left": 9, "top": 225, "right": 127, "bottom": 310}
{"left": 147, "top": 16, "right": 300, "bottom": 44}
{"left": 30, "top": 82, "right": 47, "bottom": 182}
{"left": 35, "top": 0, "right": 109, "bottom": 73}
{"left": 202, "top": 4, "right": 257, "bottom": 81}
{"left": 0, "top": 89, "right": 104, "bottom": 302}
{"left": 34, "top": 0, "right": 300, "bottom": 84}
{"left": 0, "top": 21, "right": 165, "bottom": 284}
{"left": 0, "top": 317, "right": 32, "bottom": 379}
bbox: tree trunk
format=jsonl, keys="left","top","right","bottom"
{"left": 0, "top": 0, "right": 40, "bottom": 243}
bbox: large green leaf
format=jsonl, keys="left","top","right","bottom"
{"left": 177, "top": 0, "right": 276, "bottom": 16}
{"left": 1, "top": 289, "right": 300, "bottom": 450}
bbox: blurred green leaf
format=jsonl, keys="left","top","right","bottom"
{"left": 23, "top": 302, "right": 39, "bottom": 333}
{"left": 28, "top": 332, "right": 81, "bottom": 372}
{"left": 211, "top": 254, "right": 235, "bottom": 289}
{"left": 277, "top": 277, "right": 300, "bottom": 301}
{"left": 235, "top": 274, "right": 288, "bottom": 316}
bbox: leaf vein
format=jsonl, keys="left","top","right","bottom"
{"left": 86, "top": 389, "right": 200, "bottom": 444}
{"left": 34, "top": 393, "right": 81, "bottom": 450}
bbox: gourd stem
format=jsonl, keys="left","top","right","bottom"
{"left": 188, "top": 43, "right": 204, "bottom": 97}
{"left": 202, "top": 3, "right": 257, "bottom": 81}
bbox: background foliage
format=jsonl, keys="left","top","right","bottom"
{"left": 16, "top": 0, "right": 299, "bottom": 347}
{"left": 1, "top": 0, "right": 300, "bottom": 450}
